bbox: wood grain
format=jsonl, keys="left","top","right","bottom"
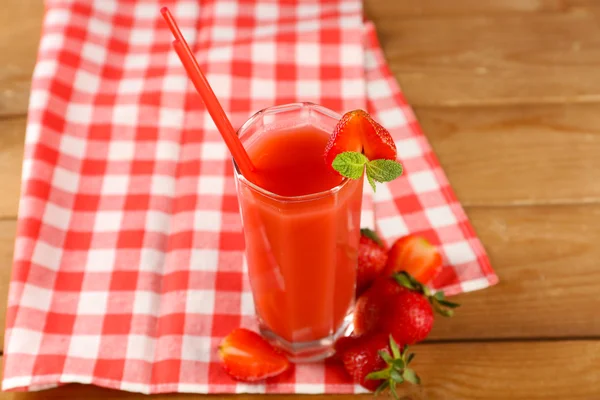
{"left": 417, "top": 103, "right": 600, "bottom": 206}
{"left": 429, "top": 204, "right": 600, "bottom": 340}
{"left": 0, "top": 221, "right": 16, "bottom": 349}
{"left": 0, "top": 0, "right": 43, "bottom": 117}
{"left": 0, "top": 117, "right": 25, "bottom": 219}
{"left": 375, "top": 9, "right": 600, "bottom": 107}
{"left": 2, "top": 341, "right": 599, "bottom": 399}
{"left": 364, "top": 0, "right": 566, "bottom": 18}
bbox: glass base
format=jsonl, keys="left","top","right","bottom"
{"left": 259, "top": 312, "right": 355, "bottom": 363}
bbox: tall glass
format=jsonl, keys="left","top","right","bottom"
{"left": 233, "top": 103, "right": 363, "bottom": 361}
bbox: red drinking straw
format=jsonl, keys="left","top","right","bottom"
{"left": 160, "top": 7, "right": 255, "bottom": 177}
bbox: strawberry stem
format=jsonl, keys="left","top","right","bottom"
{"left": 392, "top": 272, "right": 460, "bottom": 317}
{"left": 366, "top": 336, "right": 420, "bottom": 400}
{"left": 360, "top": 228, "right": 384, "bottom": 247}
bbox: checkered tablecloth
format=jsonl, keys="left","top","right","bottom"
{"left": 3, "top": 0, "right": 497, "bottom": 394}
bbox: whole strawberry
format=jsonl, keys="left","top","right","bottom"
{"left": 379, "top": 289, "right": 434, "bottom": 345}
{"left": 354, "top": 272, "right": 459, "bottom": 344}
{"left": 354, "top": 276, "right": 405, "bottom": 335}
{"left": 337, "top": 334, "right": 420, "bottom": 397}
{"left": 356, "top": 229, "right": 388, "bottom": 296}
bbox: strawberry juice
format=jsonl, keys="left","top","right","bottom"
{"left": 234, "top": 103, "right": 363, "bottom": 361}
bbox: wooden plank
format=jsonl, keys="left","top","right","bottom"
{"left": 3, "top": 103, "right": 600, "bottom": 220}
{"left": 375, "top": 9, "right": 600, "bottom": 107}
{"left": 0, "top": 117, "right": 25, "bottom": 219}
{"left": 0, "top": 221, "right": 16, "bottom": 350}
{"left": 429, "top": 204, "right": 600, "bottom": 340}
{"left": 364, "top": 0, "right": 565, "bottom": 18}
{"left": 2, "top": 341, "right": 600, "bottom": 399}
{"left": 417, "top": 103, "right": 600, "bottom": 206}
{"left": 1, "top": 204, "right": 599, "bottom": 350}
{"left": 364, "top": 0, "right": 600, "bottom": 18}
{"left": 0, "top": 0, "right": 43, "bottom": 117}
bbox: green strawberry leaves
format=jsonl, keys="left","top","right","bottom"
{"left": 332, "top": 151, "right": 403, "bottom": 192}
{"left": 393, "top": 271, "right": 460, "bottom": 317}
{"left": 366, "top": 336, "right": 421, "bottom": 399}
{"left": 360, "top": 228, "right": 384, "bottom": 246}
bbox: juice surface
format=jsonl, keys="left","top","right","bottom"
{"left": 247, "top": 125, "right": 344, "bottom": 196}
{"left": 238, "top": 124, "right": 363, "bottom": 344}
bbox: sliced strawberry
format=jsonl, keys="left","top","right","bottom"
{"left": 324, "top": 110, "right": 363, "bottom": 169}
{"left": 358, "top": 111, "right": 396, "bottom": 161}
{"left": 384, "top": 235, "right": 443, "bottom": 284}
{"left": 219, "top": 328, "right": 290, "bottom": 382}
{"left": 324, "top": 110, "right": 397, "bottom": 171}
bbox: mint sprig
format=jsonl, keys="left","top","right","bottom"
{"left": 332, "top": 151, "right": 403, "bottom": 192}
{"left": 331, "top": 152, "right": 368, "bottom": 179}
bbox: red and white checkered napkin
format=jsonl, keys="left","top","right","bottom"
{"left": 3, "top": 0, "right": 497, "bottom": 394}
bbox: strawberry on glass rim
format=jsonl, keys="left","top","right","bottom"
{"left": 324, "top": 109, "right": 403, "bottom": 191}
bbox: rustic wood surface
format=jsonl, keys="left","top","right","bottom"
{"left": 1, "top": 0, "right": 600, "bottom": 398}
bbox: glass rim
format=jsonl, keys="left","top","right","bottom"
{"left": 233, "top": 102, "right": 352, "bottom": 203}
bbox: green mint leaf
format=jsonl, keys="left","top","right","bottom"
{"left": 367, "top": 173, "right": 377, "bottom": 192}
{"left": 366, "top": 159, "right": 403, "bottom": 183}
{"left": 332, "top": 151, "right": 368, "bottom": 180}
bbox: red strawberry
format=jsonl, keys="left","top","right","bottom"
{"left": 354, "top": 273, "right": 460, "bottom": 343}
{"left": 324, "top": 110, "right": 397, "bottom": 170}
{"left": 384, "top": 235, "right": 443, "bottom": 284}
{"left": 338, "top": 333, "right": 420, "bottom": 395}
{"left": 219, "top": 328, "right": 290, "bottom": 382}
{"left": 379, "top": 290, "right": 434, "bottom": 345}
{"left": 324, "top": 110, "right": 363, "bottom": 169}
{"left": 354, "top": 276, "right": 406, "bottom": 335}
{"left": 356, "top": 229, "right": 388, "bottom": 296}
{"left": 333, "top": 334, "right": 362, "bottom": 361}
{"left": 358, "top": 111, "right": 397, "bottom": 161}
{"left": 341, "top": 334, "right": 389, "bottom": 391}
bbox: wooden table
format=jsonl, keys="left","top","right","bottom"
{"left": 2, "top": 1, "right": 600, "bottom": 399}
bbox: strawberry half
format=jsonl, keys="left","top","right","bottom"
{"left": 359, "top": 111, "right": 397, "bottom": 161}
{"left": 324, "top": 109, "right": 397, "bottom": 171}
{"left": 324, "top": 110, "right": 363, "bottom": 169}
{"left": 219, "top": 328, "right": 290, "bottom": 382}
{"left": 384, "top": 235, "right": 443, "bottom": 284}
